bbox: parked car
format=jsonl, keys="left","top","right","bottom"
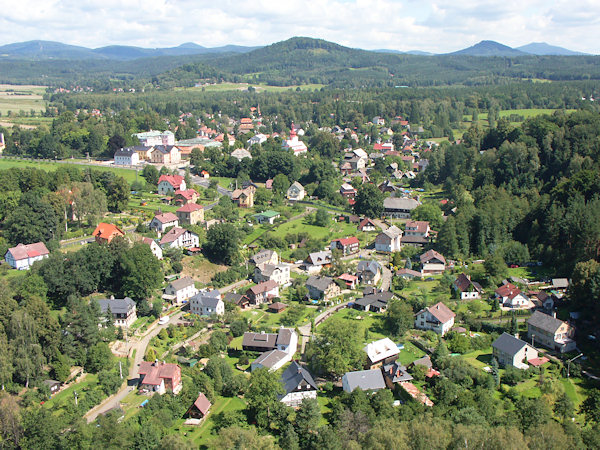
{"left": 158, "top": 316, "right": 169, "bottom": 325}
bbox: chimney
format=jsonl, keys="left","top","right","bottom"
{"left": 552, "top": 311, "right": 557, "bottom": 318}
{"left": 154, "top": 359, "right": 159, "bottom": 365}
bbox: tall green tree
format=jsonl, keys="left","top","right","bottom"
{"left": 353, "top": 183, "right": 384, "bottom": 218}
{"left": 119, "top": 243, "right": 163, "bottom": 301}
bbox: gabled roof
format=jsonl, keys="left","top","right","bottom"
{"left": 288, "top": 181, "right": 304, "bottom": 192}
{"left": 97, "top": 297, "right": 136, "bottom": 315}
{"left": 177, "top": 203, "right": 204, "bottom": 213}
{"left": 492, "top": 332, "right": 528, "bottom": 356}
{"left": 153, "top": 212, "right": 178, "bottom": 224}
{"left": 280, "top": 361, "right": 317, "bottom": 395}
{"left": 158, "top": 174, "right": 185, "bottom": 189}
{"left": 192, "top": 290, "right": 222, "bottom": 308}
{"left": 358, "top": 218, "right": 378, "bottom": 230}
{"left": 357, "top": 260, "right": 381, "bottom": 275}
{"left": 6, "top": 242, "right": 49, "bottom": 260}
{"left": 343, "top": 369, "right": 386, "bottom": 391}
{"left": 495, "top": 283, "right": 520, "bottom": 298}
{"left": 453, "top": 273, "right": 483, "bottom": 293}
{"left": 405, "top": 220, "right": 429, "bottom": 234}
{"left": 192, "top": 393, "right": 211, "bottom": 415}
{"left": 251, "top": 249, "right": 278, "bottom": 265}
{"left": 167, "top": 276, "right": 195, "bottom": 291}
{"left": 160, "top": 227, "right": 194, "bottom": 244}
{"left": 276, "top": 328, "right": 295, "bottom": 346}
{"left": 242, "top": 331, "right": 277, "bottom": 349}
{"left": 174, "top": 189, "right": 198, "bottom": 200}
{"left": 383, "top": 197, "right": 420, "bottom": 210}
{"left": 307, "top": 250, "right": 331, "bottom": 265}
{"left": 253, "top": 349, "right": 288, "bottom": 368}
{"left": 419, "top": 249, "right": 445, "bottom": 265}
{"left": 418, "top": 302, "right": 455, "bottom": 324}
{"left": 363, "top": 338, "right": 399, "bottom": 363}
{"left": 380, "top": 225, "right": 403, "bottom": 239}
{"left": 249, "top": 280, "right": 278, "bottom": 295}
{"left": 93, "top": 223, "right": 124, "bottom": 241}
{"left": 528, "top": 311, "right": 567, "bottom": 334}
{"left": 332, "top": 236, "right": 359, "bottom": 247}
{"left": 306, "top": 276, "right": 335, "bottom": 292}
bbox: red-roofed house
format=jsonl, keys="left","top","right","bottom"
{"left": 340, "top": 183, "right": 357, "bottom": 199}
{"left": 173, "top": 189, "right": 199, "bottom": 206}
{"left": 330, "top": 237, "right": 360, "bottom": 256}
{"left": 246, "top": 280, "right": 279, "bottom": 305}
{"left": 415, "top": 302, "right": 456, "bottom": 336}
{"left": 495, "top": 283, "right": 530, "bottom": 308}
{"left": 141, "top": 237, "right": 163, "bottom": 260}
{"left": 138, "top": 361, "right": 182, "bottom": 395}
{"left": 158, "top": 175, "right": 186, "bottom": 195}
{"left": 358, "top": 218, "right": 378, "bottom": 232}
{"left": 150, "top": 212, "right": 179, "bottom": 232}
{"left": 176, "top": 203, "right": 205, "bottom": 225}
{"left": 4, "top": 242, "right": 50, "bottom": 270}
{"left": 186, "top": 393, "right": 211, "bottom": 419}
{"left": 93, "top": 223, "right": 125, "bottom": 244}
{"left": 338, "top": 273, "right": 358, "bottom": 289}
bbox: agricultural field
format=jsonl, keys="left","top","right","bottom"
{"left": 184, "top": 82, "right": 325, "bottom": 93}
{"left": 0, "top": 84, "right": 47, "bottom": 117}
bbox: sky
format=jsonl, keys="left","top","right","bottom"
{"left": 0, "top": 0, "right": 598, "bottom": 54}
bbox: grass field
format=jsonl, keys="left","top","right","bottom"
{"left": 185, "top": 82, "right": 325, "bottom": 93}
{"left": 323, "top": 308, "right": 387, "bottom": 342}
{"left": 0, "top": 84, "right": 47, "bottom": 116}
{"left": 0, "top": 158, "right": 139, "bottom": 183}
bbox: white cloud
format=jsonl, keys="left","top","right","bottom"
{"left": 0, "top": 0, "right": 597, "bottom": 53}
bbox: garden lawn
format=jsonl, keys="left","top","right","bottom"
{"left": 396, "top": 341, "right": 426, "bottom": 365}
{"left": 461, "top": 348, "right": 494, "bottom": 370}
{"left": 321, "top": 308, "right": 387, "bottom": 342}
{"left": 43, "top": 374, "right": 99, "bottom": 410}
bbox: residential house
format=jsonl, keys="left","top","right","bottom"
{"left": 190, "top": 290, "right": 224, "bottom": 316}
{"left": 453, "top": 273, "right": 483, "bottom": 300}
{"left": 150, "top": 212, "right": 179, "bottom": 232}
{"left": 253, "top": 210, "right": 280, "bottom": 224}
{"left": 552, "top": 278, "right": 569, "bottom": 293}
{"left": 342, "top": 369, "right": 386, "bottom": 393}
{"left": 231, "top": 186, "right": 255, "bottom": 208}
{"left": 134, "top": 130, "right": 175, "bottom": 147}
{"left": 150, "top": 145, "right": 181, "bottom": 164}
{"left": 415, "top": 302, "right": 455, "bottom": 336}
{"left": 527, "top": 311, "right": 576, "bottom": 353}
{"left": 186, "top": 393, "right": 211, "bottom": 420}
{"left": 247, "top": 133, "right": 267, "bottom": 146}
{"left": 353, "top": 291, "right": 394, "bottom": 312}
{"left": 382, "top": 362, "right": 413, "bottom": 388}
{"left": 243, "top": 328, "right": 298, "bottom": 354}
{"left": 358, "top": 218, "right": 378, "bottom": 232}
{"left": 138, "top": 361, "right": 182, "bottom": 395}
{"left": 268, "top": 302, "right": 287, "bottom": 313}
{"left": 287, "top": 182, "right": 306, "bottom": 201}
{"left": 246, "top": 280, "right": 279, "bottom": 305}
{"left": 495, "top": 283, "right": 531, "bottom": 309}
{"left": 98, "top": 297, "right": 137, "bottom": 328}
{"left": 375, "top": 225, "right": 402, "bottom": 253}
{"left": 338, "top": 273, "right": 358, "bottom": 289}
{"left": 4, "top": 242, "right": 49, "bottom": 270}
{"left": 363, "top": 338, "right": 399, "bottom": 370}
{"left": 93, "top": 222, "right": 124, "bottom": 244}
{"left": 330, "top": 236, "right": 360, "bottom": 256}
{"left": 401, "top": 220, "right": 431, "bottom": 247}
{"left": 141, "top": 237, "right": 163, "bottom": 260}
{"left": 224, "top": 292, "right": 249, "bottom": 309}
{"left": 396, "top": 268, "right": 423, "bottom": 280}
{"left": 379, "top": 180, "right": 399, "bottom": 194}
{"left": 303, "top": 250, "right": 332, "bottom": 273}
{"left": 278, "top": 361, "right": 318, "bottom": 407}
{"left": 131, "top": 145, "right": 155, "bottom": 161}
{"left": 251, "top": 350, "right": 291, "bottom": 372}
{"left": 173, "top": 189, "right": 199, "bottom": 206}
{"left": 254, "top": 263, "right": 291, "bottom": 286}
{"left": 231, "top": 148, "right": 253, "bottom": 161}
{"left": 383, "top": 197, "right": 420, "bottom": 219}
{"left": 492, "top": 332, "right": 538, "bottom": 369}
{"left": 340, "top": 183, "right": 357, "bottom": 199}
{"left": 43, "top": 380, "right": 62, "bottom": 395}
{"left": 356, "top": 260, "right": 382, "bottom": 285}
{"left": 114, "top": 147, "right": 140, "bottom": 166}
{"left": 250, "top": 249, "right": 279, "bottom": 266}
{"left": 420, "top": 249, "right": 446, "bottom": 275}
{"left": 306, "top": 276, "right": 341, "bottom": 301}
{"left": 372, "top": 116, "right": 385, "bottom": 126}
{"left": 158, "top": 175, "right": 186, "bottom": 195}
{"left": 164, "top": 276, "right": 198, "bottom": 305}
{"left": 176, "top": 203, "right": 204, "bottom": 225}
{"left": 159, "top": 227, "right": 200, "bottom": 249}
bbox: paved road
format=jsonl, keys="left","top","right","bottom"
{"left": 298, "top": 300, "right": 352, "bottom": 352}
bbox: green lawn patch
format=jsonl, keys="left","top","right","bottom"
{"left": 396, "top": 341, "right": 426, "bottom": 365}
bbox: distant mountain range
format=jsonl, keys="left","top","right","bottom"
{"left": 0, "top": 38, "right": 590, "bottom": 61}
{"left": 0, "top": 40, "right": 259, "bottom": 60}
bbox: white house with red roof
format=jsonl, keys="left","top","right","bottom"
{"left": 358, "top": 218, "right": 378, "bottom": 232}
{"left": 158, "top": 175, "right": 186, "bottom": 195}
{"left": 282, "top": 125, "right": 308, "bottom": 156}
{"left": 138, "top": 361, "right": 182, "bottom": 395}
{"left": 159, "top": 227, "right": 199, "bottom": 249}
{"left": 4, "top": 242, "right": 50, "bottom": 270}
{"left": 141, "top": 237, "right": 163, "bottom": 260}
{"left": 150, "top": 212, "right": 179, "bottom": 232}
{"left": 415, "top": 302, "right": 455, "bottom": 336}
{"left": 495, "top": 283, "right": 531, "bottom": 309}
{"left": 330, "top": 236, "right": 360, "bottom": 256}
{"left": 402, "top": 220, "right": 431, "bottom": 247}
{"left": 340, "top": 183, "right": 357, "bottom": 199}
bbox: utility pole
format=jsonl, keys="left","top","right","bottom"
{"left": 567, "top": 353, "right": 584, "bottom": 378}
{"left": 74, "top": 390, "right": 78, "bottom": 406}
{"left": 119, "top": 360, "right": 123, "bottom": 379}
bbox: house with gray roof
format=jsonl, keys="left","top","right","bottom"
{"left": 492, "top": 332, "right": 538, "bottom": 369}
{"left": 190, "top": 290, "right": 224, "bottom": 316}
{"left": 251, "top": 350, "right": 290, "bottom": 372}
{"left": 383, "top": 197, "right": 420, "bottom": 219}
{"left": 250, "top": 249, "right": 279, "bottom": 266}
{"left": 342, "top": 369, "right": 386, "bottom": 393}
{"left": 97, "top": 297, "right": 137, "bottom": 328}
{"left": 356, "top": 260, "right": 382, "bottom": 285}
{"left": 353, "top": 291, "right": 394, "bottom": 313}
{"left": 527, "top": 311, "right": 576, "bottom": 353}
{"left": 279, "top": 361, "right": 318, "bottom": 407}
{"left": 383, "top": 361, "right": 413, "bottom": 388}
{"left": 306, "top": 276, "right": 341, "bottom": 301}
{"left": 163, "top": 276, "right": 198, "bottom": 304}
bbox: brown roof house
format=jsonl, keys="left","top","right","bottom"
{"left": 246, "top": 280, "right": 279, "bottom": 305}
{"left": 232, "top": 186, "right": 255, "bottom": 208}
{"left": 401, "top": 220, "right": 431, "bottom": 247}
{"left": 452, "top": 273, "right": 483, "bottom": 300}
{"left": 176, "top": 203, "right": 204, "bottom": 225}
{"left": 138, "top": 361, "right": 182, "bottom": 395}
{"left": 415, "top": 302, "right": 455, "bottom": 336}
{"left": 527, "top": 311, "right": 576, "bottom": 353}
{"left": 244, "top": 328, "right": 298, "bottom": 371}
{"left": 420, "top": 250, "right": 446, "bottom": 275}
{"left": 4, "top": 242, "right": 49, "bottom": 270}
{"left": 186, "top": 393, "right": 211, "bottom": 420}
{"left": 375, "top": 225, "right": 403, "bottom": 253}
{"left": 330, "top": 236, "right": 360, "bottom": 256}
{"left": 150, "top": 212, "right": 179, "bottom": 232}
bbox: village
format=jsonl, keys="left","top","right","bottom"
{"left": 2, "top": 107, "right": 595, "bottom": 448}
